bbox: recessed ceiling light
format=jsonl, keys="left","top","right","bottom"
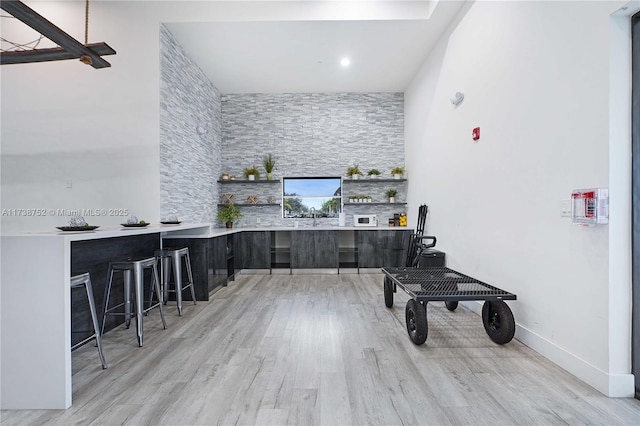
{"left": 340, "top": 57, "right": 350, "bottom": 67}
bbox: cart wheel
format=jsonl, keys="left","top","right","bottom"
{"left": 384, "top": 277, "right": 394, "bottom": 308}
{"left": 482, "top": 300, "right": 515, "bottom": 344}
{"left": 405, "top": 299, "right": 428, "bottom": 345}
{"left": 444, "top": 301, "right": 458, "bottom": 311}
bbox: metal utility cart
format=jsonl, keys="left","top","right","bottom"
{"left": 382, "top": 267, "right": 517, "bottom": 345}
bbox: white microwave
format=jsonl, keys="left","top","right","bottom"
{"left": 354, "top": 214, "right": 378, "bottom": 227}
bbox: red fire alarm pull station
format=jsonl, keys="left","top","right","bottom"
{"left": 472, "top": 127, "right": 480, "bottom": 141}
{"left": 571, "top": 188, "right": 609, "bottom": 225}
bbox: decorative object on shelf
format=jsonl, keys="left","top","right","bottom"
{"left": 161, "top": 215, "right": 180, "bottom": 225}
{"left": 69, "top": 215, "right": 88, "bottom": 227}
{"left": 243, "top": 165, "right": 261, "bottom": 181}
{"left": 221, "top": 193, "right": 235, "bottom": 204}
{"left": 247, "top": 195, "right": 259, "bottom": 205}
{"left": 57, "top": 225, "right": 99, "bottom": 231}
{"left": 263, "top": 154, "right": 276, "bottom": 180}
{"left": 346, "top": 164, "right": 363, "bottom": 180}
{"left": 367, "top": 169, "right": 381, "bottom": 179}
{"left": 391, "top": 166, "right": 405, "bottom": 179}
{"left": 230, "top": 175, "right": 236, "bottom": 181}
{"left": 59, "top": 215, "right": 97, "bottom": 231}
{"left": 386, "top": 189, "right": 398, "bottom": 203}
{"left": 121, "top": 222, "right": 149, "bottom": 228}
{"left": 217, "top": 203, "right": 242, "bottom": 228}
{"left": 221, "top": 172, "right": 229, "bottom": 181}
{"left": 267, "top": 196, "right": 276, "bottom": 204}
{"left": 122, "top": 215, "right": 149, "bottom": 227}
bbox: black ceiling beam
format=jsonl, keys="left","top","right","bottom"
{"left": 0, "top": 42, "right": 115, "bottom": 65}
{"left": 0, "top": 0, "right": 115, "bottom": 69}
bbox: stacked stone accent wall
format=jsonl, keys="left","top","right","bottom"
{"left": 160, "top": 24, "right": 222, "bottom": 224}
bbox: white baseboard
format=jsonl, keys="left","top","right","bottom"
{"left": 460, "top": 301, "right": 635, "bottom": 398}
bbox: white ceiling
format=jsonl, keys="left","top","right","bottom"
{"left": 165, "top": 2, "right": 466, "bottom": 94}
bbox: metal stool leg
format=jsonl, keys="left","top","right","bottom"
{"left": 101, "top": 265, "right": 114, "bottom": 337}
{"left": 152, "top": 263, "right": 167, "bottom": 329}
{"left": 185, "top": 251, "right": 196, "bottom": 305}
{"left": 83, "top": 276, "right": 108, "bottom": 369}
{"left": 124, "top": 269, "right": 133, "bottom": 329}
{"left": 162, "top": 256, "right": 171, "bottom": 305}
{"left": 147, "top": 260, "right": 163, "bottom": 311}
{"left": 172, "top": 252, "right": 184, "bottom": 316}
{"left": 132, "top": 263, "right": 145, "bottom": 347}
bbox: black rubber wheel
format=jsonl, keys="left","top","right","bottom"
{"left": 405, "top": 299, "right": 428, "bottom": 345}
{"left": 444, "top": 301, "right": 458, "bottom": 311}
{"left": 482, "top": 300, "right": 516, "bottom": 344}
{"left": 384, "top": 277, "right": 394, "bottom": 308}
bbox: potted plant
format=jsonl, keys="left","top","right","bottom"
{"left": 217, "top": 203, "right": 243, "bottom": 228}
{"left": 386, "top": 189, "right": 398, "bottom": 203}
{"left": 346, "top": 164, "right": 363, "bottom": 180}
{"left": 263, "top": 154, "right": 276, "bottom": 180}
{"left": 243, "top": 165, "right": 261, "bottom": 181}
{"left": 367, "top": 169, "right": 381, "bottom": 179}
{"left": 391, "top": 166, "right": 405, "bottom": 179}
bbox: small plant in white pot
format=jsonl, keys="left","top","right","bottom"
{"left": 346, "top": 165, "right": 363, "bottom": 180}
{"left": 391, "top": 166, "right": 405, "bottom": 180}
{"left": 367, "top": 169, "right": 381, "bottom": 179}
{"left": 243, "top": 165, "right": 260, "bottom": 181}
{"left": 386, "top": 189, "right": 398, "bottom": 203}
{"left": 263, "top": 154, "right": 276, "bottom": 180}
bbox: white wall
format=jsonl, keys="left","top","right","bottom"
{"left": 405, "top": 0, "right": 633, "bottom": 396}
{"left": 1, "top": 0, "right": 434, "bottom": 234}
{"left": 1, "top": 2, "right": 164, "bottom": 233}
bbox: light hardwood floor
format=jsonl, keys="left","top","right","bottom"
{"left": 2, "top": 273, "right": 639, "bottom": 425}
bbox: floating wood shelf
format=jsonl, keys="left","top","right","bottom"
{"left": 218, "top": 179, "right": 281, "bottom": 184}
{"left": 343, "top": 178, "right": 407, "bottom": 183}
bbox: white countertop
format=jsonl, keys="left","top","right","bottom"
{"left": 2, "top": 223, "right": 411, "bottom": 241}
{"left": 1, "top": 223, "right": 212, "bottom": 241}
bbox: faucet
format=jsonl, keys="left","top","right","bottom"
{"left": 310, "top": 207, "right": 318, "bottom": 227}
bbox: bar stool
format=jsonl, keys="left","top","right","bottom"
{"left": 154, "top": 247, "right": 196, "bottom": 316}
{"left": 101, "top": 257, "right": 167, "bottom": 347}
{"left": 70, "top": 273, "right": 107, "bottom": 369}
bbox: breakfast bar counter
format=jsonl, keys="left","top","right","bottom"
{"left": 0, "top": 223, "right": 210, "bottom": 409}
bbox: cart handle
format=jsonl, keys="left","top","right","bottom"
{"left": 415, "top": 235, "right": 437, "bottom": 249}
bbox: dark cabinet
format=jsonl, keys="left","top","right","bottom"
{"left": 209, "top": 235, "right": 228, "bottom": 290}
{"left": 357, "top": 229, "right": 412, "bottom": 268}
{"left": 357, "top": 230, "right": 382, "bottom": 268}
{"left": 291, "top": 230, "right": 338, "bottom": 268}
{"left": 234, "top": 231, "right": 271, "bottom": 270}
{"left": 226, "top": 234, "right": 235, "bottom": 281}
{"left": 164, "top": 236, "right": 228, "bottom": 298}
{"left": 163, "top": 238, "right": 210, "bottom": 301}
